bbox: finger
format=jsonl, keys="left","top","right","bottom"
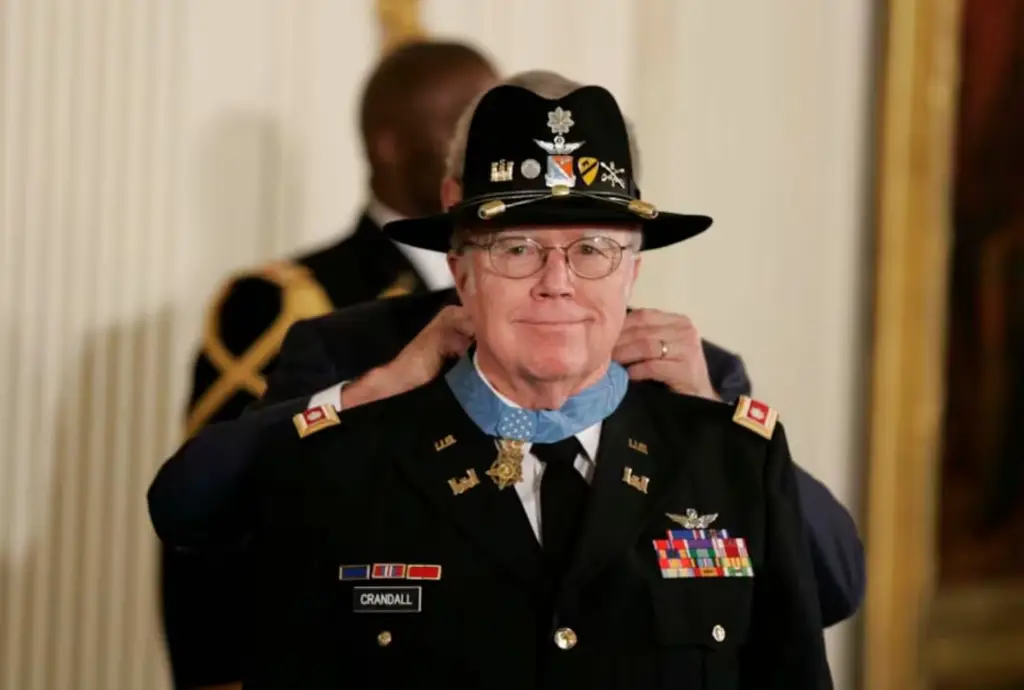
{"left": 446, "top": 334, "right": 474, "bottom": 358}
{"left": 622, "top": 308, "right": 691, "bottom": 331}
{"left": 449, "top": 316, "right": 475, "bottom": 340}
{"left": 613, "top": 340, "right": 654, "bottom": 365}
{"left": 435, "top": 306, "right": 475, "bottom": 339}
{"left": 619, "top": 321, "right": 694, "bottom": 347}
{"left": 614, "top": 342, "right": 666, "bottom": 365}
{"left": 441, "top": 330, "right": 474, "bottom": 358}
{"left": 614, "top": 334, "right": 695, "bottom": 365}
{"left": 437, "top": 304, "right": 467, "bottom": 326}
{"left": 626, "top": 359, "right": 683, "bottom": 384}
{"left": 617, "top": 323, "right": 696, "bottom": 345}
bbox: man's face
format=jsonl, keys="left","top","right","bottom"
{"left": 450, "top": 225, "right": 642, "bottom": 389}
{"left": 396, "top": 66, "right": 497, "bottom": 215}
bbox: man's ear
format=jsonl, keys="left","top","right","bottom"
{"left": 440, "top": 177, "right": 463, "bottom": 210}
{"left": 448, "top": 251, "right": 474, "bottom": 301}
{"left": 623, "top": 256, "right": 642, "bottom": 301}
{"left": 369, "top": 128, "right": 401, "bottom": 167}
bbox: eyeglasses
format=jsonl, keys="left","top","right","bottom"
{"left": 464, "top": 235, "right": 633, "bottom": 279}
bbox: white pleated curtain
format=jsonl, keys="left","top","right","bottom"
{"left": 0, "top": 1, "right": 871, "bottom": 688}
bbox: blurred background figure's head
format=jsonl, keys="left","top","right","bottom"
{"left": 359, "top": 40, "right": 498, "bottom": 217}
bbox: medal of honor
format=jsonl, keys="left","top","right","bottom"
{"left": 486, "top": 439, "right": 525, "bottom": 489}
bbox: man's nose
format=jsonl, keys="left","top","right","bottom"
{"left": 534, "top": 250, "right": 575, "bottom": 297}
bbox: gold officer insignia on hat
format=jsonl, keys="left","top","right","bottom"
{"left": 547, "top": 107, "right": 574, "bottom": 135}
{"left": 448, "top": 468, "right": 480, "bottom": 496}
{"left": 490, "top": 160, "right": 513, "bottom": 182}
{"left": 667, "top": 508, "right": 719, "bottom": 529}
{"left": 434, "top": 434, "right": 456, "bottom": 452}
{"left": 732, "top": 395, "right": 779, "bottom": 440}
{"left": 599, "top": 161, "right": 626, "bottom": 189}
{"left": 536, "top": 107, "right": 585, "bottom": 189}
{"left": 521, "top": 159, "right": 541, "bottom": 179}
{"left": 293, "top": 404, "right": 340, "bottom": 438}
{"left": 622, "top": 467, "right": 650, "bottom": 494}
{"left": 578, "top": 157, "right": 599, "bottom": 186}
{"left": 545, "top": 156, "right": 576, "bottom": 188}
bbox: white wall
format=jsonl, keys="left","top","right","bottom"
{"left": 0, "top": 1, "right": 874, "bottom": 688}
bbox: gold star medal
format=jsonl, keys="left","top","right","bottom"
{"left": 486, "top": 439, "right": 525, "bottom": 490}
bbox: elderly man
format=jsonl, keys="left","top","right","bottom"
{"left": 150, "top": 78, "right": 832, "bottom": 688}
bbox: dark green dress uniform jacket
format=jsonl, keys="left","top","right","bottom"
{"left": 150, "top": 377, "right": 834, "bottom": 689}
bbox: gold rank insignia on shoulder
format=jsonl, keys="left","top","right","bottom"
{"left": 731, "top": 395, "right": 778, "bottom": 440}
{"left": 293, "top": 404, "right": 340, "bottom": 438}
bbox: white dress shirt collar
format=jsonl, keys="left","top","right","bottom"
{"left": 365, "top": 196, "right": 454, "bottom": 291}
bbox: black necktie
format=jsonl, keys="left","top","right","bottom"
{"left": 533, "top": 436, "right": 589, "bottom": 577}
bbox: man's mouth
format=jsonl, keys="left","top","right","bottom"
{"left": 517, "top": 320, "right": 588, "bottom": 328}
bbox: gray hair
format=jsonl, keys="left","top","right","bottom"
{"left": 444, "top": 70, "right": 642, "bottom": 184}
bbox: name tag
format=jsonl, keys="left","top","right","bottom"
{"left": 353, "top": 586, "right": 422, "bottom": 613}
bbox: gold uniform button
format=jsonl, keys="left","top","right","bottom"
{"left": 712, "top": 625, "right": 726, "bottom": 643}
{"left": 377, "top": 630, "right": 392, "bottom": 647}
{"left": 553, "top": 627, "right": 578, "bottom": 650}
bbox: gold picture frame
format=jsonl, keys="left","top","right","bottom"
{"left": 861, "top": 0, "right": 961, "bottom": 688}
{"left": 864, "top": 0, "right": 1024, "bottom": 687}
{"left": 376, "top": 0, "right": 424, "bottom": 54}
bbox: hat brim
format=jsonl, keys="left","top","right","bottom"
{"left": 382, "top": 195, "right": 713, "bottom": 252}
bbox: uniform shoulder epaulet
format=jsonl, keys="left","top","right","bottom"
{"left": 254, "top": 260, "right": 334, "bottom": 318}
{"left": 185, "top": 260, "right": 335, "bottom": 437}
{"left": 377, "top": 270, "right": 419, "bottom": 299}
{"left": 731, "top": 395, "right": 779, "bottom": 440}
{"left": 293, "top": 404, "right": 341, "bottom": 438}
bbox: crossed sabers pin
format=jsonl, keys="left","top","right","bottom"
{"left": 600, "top": 162, "right": 625, "bottom": 189}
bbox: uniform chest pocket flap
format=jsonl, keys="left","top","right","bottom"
{"left": 651, "top": 578, "right": 753, "bottom": 652}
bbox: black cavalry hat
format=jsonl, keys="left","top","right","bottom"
{"left": 383, "top": 84, "right": 713, "bottom": 252}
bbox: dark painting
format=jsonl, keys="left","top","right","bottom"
{"left": 939, "top": 0, "right": 1024, "bottom": 583}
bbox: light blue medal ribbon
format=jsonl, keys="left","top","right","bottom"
{"left": 444, "top": 352, "right": 629, "bottom": 443}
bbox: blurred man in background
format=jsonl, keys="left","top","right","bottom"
{"left": 162, "top": 40, "right": 498, "bottom": 689}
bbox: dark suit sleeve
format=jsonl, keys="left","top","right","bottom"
{"left": 705, "top": 341, "right": 864, "bottom": 626}
{"left": 185, "top": 275, "right": 290, "bottom": 432}
{"left": 702, "top": 340, "right": 752, "bottom": 403}
{"left": 741, "top": 423, "right": 833, "bottom": 689}
{"left": 151, "top": 317, "right": 348, "bottom": 548}
{"left": 793, "top": 468, "right": 865, "bottom": 626}
{"left": 259, "top": 316, "right": 340, "bottom": 406}
{"left": 148, "top": 397, "right": 309, "bottom": 549}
